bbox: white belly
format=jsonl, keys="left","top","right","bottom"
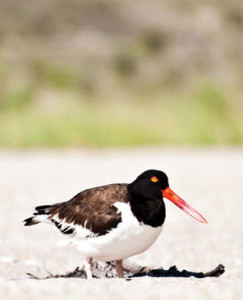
{"left": 73, "top": 202, "right": 163, "bottom": 262}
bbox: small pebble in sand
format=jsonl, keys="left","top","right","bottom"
{"left": 0, "top": 256, "right": 15, "bottom": 263}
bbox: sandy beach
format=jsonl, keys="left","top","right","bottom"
{"left": 0, "top": 147, "right": 242, "bottom": 299}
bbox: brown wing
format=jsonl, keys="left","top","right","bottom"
{"left": 48, "top": 184, "right": 129, "bottom": 236}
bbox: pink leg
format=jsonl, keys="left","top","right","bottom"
{"left": 115, "top": 260, "right": 123, "bottom": 278}
{"left": 84, "top": 257, "right": 93, "bottom": 279}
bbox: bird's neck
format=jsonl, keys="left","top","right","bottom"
{"left": 127, "top": 185, "right": 166, "bottom": 227}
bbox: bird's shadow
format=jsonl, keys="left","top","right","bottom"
{"left": 27, "top": 263, "right": 225, "bottom": 280}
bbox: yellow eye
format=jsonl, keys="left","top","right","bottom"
{"left": 151, "top": 176, "right": 159, "bottom": 183}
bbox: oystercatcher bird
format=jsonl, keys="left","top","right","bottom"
{"left": 24, "top": 169, "right": 207, "bottom": 278}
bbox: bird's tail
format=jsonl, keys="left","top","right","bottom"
{"left": 24, "top": 216, "right": 40, "bottom": 226}
{"left": 23, "top": 204, "right": 59, "bottom": 226}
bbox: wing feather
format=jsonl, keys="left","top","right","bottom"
{"left": 48, "top": 184, "right": 129, "bottom": 237}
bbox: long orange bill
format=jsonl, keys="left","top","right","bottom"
{"left": 162, "top": 187, "right": 207, "bottom": 224}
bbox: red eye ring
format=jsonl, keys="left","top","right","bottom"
{"left": 151, "top": 176, "right": 159, "bottom": 183}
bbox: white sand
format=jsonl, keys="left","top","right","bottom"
{"left": 0, "top": 147, "right": 242, "bottom": 299}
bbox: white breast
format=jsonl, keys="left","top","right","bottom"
{"left": 72, "top": 202, "right": 163, "bottom": 262}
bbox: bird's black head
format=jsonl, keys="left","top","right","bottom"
{"left": 128, "top": 169, "right": 208, "bottom": 224}
{"left": 128, "top": 169, "right": 169, "bottom": 200}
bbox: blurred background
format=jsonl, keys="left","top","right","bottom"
{"left": 0, "top": 0, "right": 242, "bottom": 148}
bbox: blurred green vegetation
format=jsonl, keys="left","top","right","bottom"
{"left": 0, "top": 0, "right": 243, "bottom": 147}
{"left": 1, "top": 82, "right": 242, "bottom": 147}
